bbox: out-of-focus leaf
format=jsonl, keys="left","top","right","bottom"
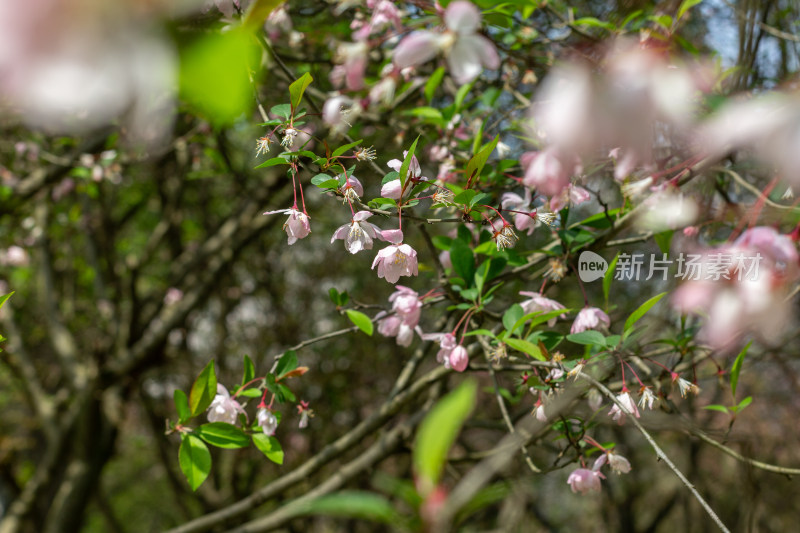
{"left": 179, "top": 29, "right": 258, "bottom": 125}
{"left": 566, "top": 331, "right": 606, "bottom": 346}
{"left": 296, "top": 491, "right": 402, "bottom": 525}
{"left": 414, "top": 380, "right": 477, "bottom": 496}
{"left": 730, "top": 341, "right": 752, "bottom": 398}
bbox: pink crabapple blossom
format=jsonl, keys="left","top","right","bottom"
{"left": 257, "top": 408, "right": 279, "bottom": 436}
{"left": 518, "top": 292, "right": 567, "bottom": 326}
{"left": 331, "top": 211, "right": 386, "bottom": 254}
{"left": 207, "top": 384, "right": 246, "bottom": 425}
{"left": 423, "top": 332, "right": 468, "bottom": 371}
{"left": 567, "top": 468, "right": 605, "bottom": 494}
{"left": 372, "top": 243, "right": 419, "bottom": 283}
{"left": 570, "top": 307, "right": 610, "bottom": 334}
{"left": 263, "top": 208, "right": 311, "bottom": 245}
{"left": 392, "top": 1, "right": 499, "bottom": 84}
{"left": 608, "top": 391, "right": 640, "bottom": 423}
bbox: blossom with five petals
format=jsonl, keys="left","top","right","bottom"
{"left": 393, "top": 1, "right": 499, "bottom": 84}
{"left": 207, "top": 384, "right": 246, "bottom": 425}
{"left": 331, "top": 211, "right": 386, "bottom": 254}
{"left": 372, "top": 243, "right": 419, "bottom": 283}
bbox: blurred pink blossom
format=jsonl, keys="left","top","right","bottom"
{"left": 393, "top": 1, "right": 499, "bottom": 84}
{"left": 570, "top": 307, "right": 610, "bottom": 334}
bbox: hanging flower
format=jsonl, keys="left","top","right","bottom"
{"left": 263, "top": 208, "right": 311, "bottom": 245}
{"left": 393, "top": 1, "right": 500, "bottom": 84}
{"left": 257, "top": 408, "right": 279, "bottom": 436}
{"left": 331, "top": 211, "right": 385, "bottom": 254}
{"left": 570, "top": 307, "right": 610, "bottom": 334}
{"left": 372, "top": 243, "right": 419, "bottom": 283}
{"left": 207, "top": 384, "right": 246, "bottom": 425}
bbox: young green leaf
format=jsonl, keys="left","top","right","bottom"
{"left": 289, "top": 72, "right": 313, "bottom": 111}
{"left": 414, "top": 380, "right": 477, "bottom": 497}
{"left": 398, "top": 136, "right": 420, "bottom": 189}
{"left": 252, "top": 433, "right": 284, "bottom": 464}
{"left": 242, "top": 354, "right": 255, "bottom": 387}
{"left": 0, "top": 291, "right": 13, "bottom": 310}
{"left": 424, "top": 67, "right": 446, "bottom": 102}
{"left": 504, "top": 337, "right": 545, "bottom": 361}
{"left": 502, "top": 304, "right": 525, "bottom": 335}
{"left": 276, "top": 350, "right": 298, "bottom": 379}
{"left": 331, "top": 139, "right": 363, "bottom": 158}
{"left": 174, "top": 389, "right": 191, "bottom": 423}
{"left": 566, "top": 330, "right": 606, "bottom": 346}
{"left": 179, "top": 433, "right": 212, "bottom": 491}
{"left": 346, "top": 310, "right": 374, "bottom": 336}
{"left": 449, "top": 240, "right": 475, "bottom": 285}
{"left": 296, "top": 491, "right": 402, "bottom": 525}
{"left": 730, "top": 341, "right": 752, "bottom": 398}
{"left": 603, "top": 252, "right": 619, "bottom": 304}
{"left": 464, "top": 135, "right": 498, "bottom": 186}
{"left": 189, "top": 361, "right": 218, "bottom": 417}
{"left": 624, "top": 292, "right": 667, "bottom": 332}
{"left": 196, "top": 422, "right": 250, "bottom": 449}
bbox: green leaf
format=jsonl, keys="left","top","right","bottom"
{"left": 734, "top": 396, "right": 752, "bottom": 412}
{"left": 0, "top": 291, "right": 12, "bottom": 310}
{"left": 452, "top": 189, "right": 477, "bottom": 206}
{"left": 624, "top": 292, "right": 667, "bottom": 332}
{"left": 242, "top": 355, "right": 255, "bottom": 387}
{"left": 311, "top": 174, "right": 333, "bottom": 186}
{"left": 189, "top": 361, "right": 218, "bottom": 417}
{"left": 504, "top": 338, "right": 545, "bottom": 361}
{"left": 289, "top": 72, "right": 313, "bottom": 111}
{"left": 239, "top": 388, "right": 262, "bottom": 398}
{"left": 462, "top": 328, "right": 496, "bottom": 338}
{"left": 270, "top": 103, "right": 292, "bottom": 120}
{"left": 196, "top": 422, "right": 250, "bottom": 449}
{"left": 677, "top": 0, "right": 703, "bottom": 20}
{"left": 179, "top": 433, "right": 212, "bottom": 491}
{"left": 703, "top": 404, "right": 730, "bottom": 414}
{"left": 242, "top": 0, "right": 284, "bottom": 32}
{"left": 573, "top": 17, "right": 615, "bottom": 30}
{"left": 276, "top": 350, "right": 298, "bottom": 379}
{"left": 502, "top": 304, "right": 525, "bottom": 335}
{"left": 425, "top": 67, "right": 446, "bottom": 102}
{"left": 465, "top": 135, "right": 498, "bottom": 185}
{"left": 254, "top": 156, "right": 290, "bottom": 168}
{"left": 414, "top": 380, "right": 477, "bottom": 496}
{"left": 511, "top": 309, "right": 568, "bottom": 334}
{"left": 331, "top": 139, "right": 363, "bottom": 158}
{"left": 566, "top": 331, "right": 606, "bottom": 346}
{"left": 174, "top": 389, "right": 191, "bottom": 423}
{"left": 252, "top": 433, "right": 284, "bottom": 464}
{"left": 653, "top": 230, "right": 674, "bottom": 254}
{"left": 474, "top": 260, "right": 491, "bottom": 295}
{"left": 603, "top": 252, "right": 619, "bottom": 304}
{"left": 398, "top": 136, "right": 420, "bottom": 189}
{"left": 277, "top": 383, "right": 296, "bottom": 402}
{"left": 449, "top": 240, "right": 475, "bottom": 285}
{"left": 346, "top": 310, "right": 374, "bottom": 336}
{"left": 454, "top": 82, "right": 473, "bottom": 110}
{"left": 404, "top": 107, "right": 444, "bottom": 121}
{"left": 730, "top": 341, "right": 751, "bottom": 398}
{"left": 297, "top": 491, "right": 401, "bottom": 524}
{"left": 178, "top": 29, "right": 259, "bottom": 125}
